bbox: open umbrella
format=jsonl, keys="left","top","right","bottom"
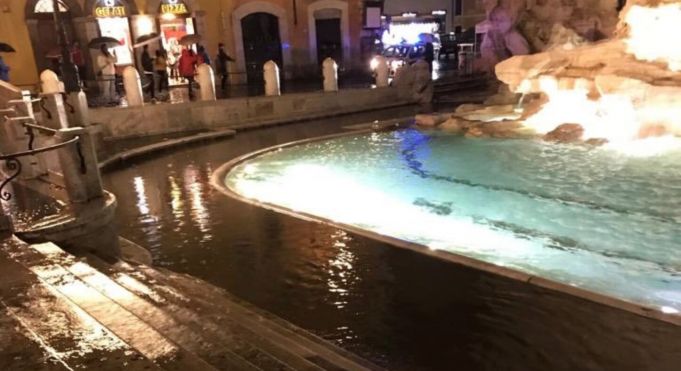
{"left": 179, "top": 34, "right": 202, "bottom": 46}
{"left": 134, "top": 33, "right": 161, "bottom": 48}
{"left": 0, "top": 42, "right": 16, "bottom": 53}
{"left": 88, "top": 36, "right": 120, "bottom": 49}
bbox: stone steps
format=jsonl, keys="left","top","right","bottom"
{"left": 101, "top": 259, "right": 380, "bottom": 371}
{"left": 0, "top": 236, "right": 380, "bottom": 370}
{"left": 0, "top": 237, "right": 161, "bottom": 370}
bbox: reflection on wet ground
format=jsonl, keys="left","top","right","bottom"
{"left": 103, "top": 108, "right": 681, "bottom": 370}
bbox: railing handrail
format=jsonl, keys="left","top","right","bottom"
{"left": 0, "top": 136, "right": 79, "bottom": 161}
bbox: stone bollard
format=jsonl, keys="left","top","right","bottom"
{"left": 197, "top": 64, "right": 217, "bottom": 101}
{"left": 322, "top": 58, "right": 338, "bottom": 92}
{"left": 123, "top": 66, "right": 144, "bottom": 107}
{"left": 263, "top": 60, "right": 281, "bottom": 96}
{"left": 374, "top": 55, "right": 389, "bottom": 88}
{"left": 66, "top": 91, "right": 91, "bottom": 127}
{"left": 0, "top": 202, "right": 12, "bottom": 235}
{"left": 40, "top": 70, "right": 69, "bottom": 129}
{"left": 41, "top": 70, "right": 62, "bottom": 94}
{"left": 458, "top": 50, "right": 473, "bottom": 75}
{"left": 56, "top": 127, "right": 104, "bottom": 204}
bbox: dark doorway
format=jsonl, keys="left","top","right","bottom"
{"left": 314, "top": 9, "right": 342, "bottom": 65}
{"left": 241, "top": 12, "right": 283, "bottom": 84}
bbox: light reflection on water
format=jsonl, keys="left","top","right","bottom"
{"left": 103, "top": 112, "right": 681, "bottom": 370}
{"left": 227, "top": 129, "right": 681, "bottom": 314}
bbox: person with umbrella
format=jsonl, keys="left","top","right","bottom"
{"left": 215, "top": 43, "right": 235, "bottom": 92}
{"left": 96, "top": 44, "right": 117, "bottom": 102}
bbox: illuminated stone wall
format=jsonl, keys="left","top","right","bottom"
{"left": 0, "top": 0, "right": 366, "bottom": 87}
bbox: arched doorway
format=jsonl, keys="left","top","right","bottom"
{"left": 241, "top": 13, "right": 283, "bottom": 83}
{"left": 25, "top": 0, "right": 82, "bottom": 75}
{"left": 307, "top": 0, "right": 351, "bottom": 67}
{"left": 314, "top": 9, "right": 342, "bottom": 64}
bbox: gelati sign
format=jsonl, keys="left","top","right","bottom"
{"left": 160, "top": 0, "right": 189, "bottom": 15}
{"left": 93, "top": 0, "right": 127, "bottom": 18}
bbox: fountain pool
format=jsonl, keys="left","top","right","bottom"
{"left": 224, "top": 128, "right": 681, "bottom": 320}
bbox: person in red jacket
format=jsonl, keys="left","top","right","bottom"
{"left": 179, "top": 48, "right": 198, "bottom": 100}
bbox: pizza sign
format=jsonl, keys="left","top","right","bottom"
{"left": 160, "top": 0, "right": 189, "bottom": 15}
{"left": 94, "top": 0, "right": 126, "bottom": 17}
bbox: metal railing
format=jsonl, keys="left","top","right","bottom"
{"left": 0, "top": 123, "right": 82, "bottom": 201}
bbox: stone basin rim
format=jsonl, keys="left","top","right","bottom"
{"left": 209, "top": 122, "right": 681, "bottom": 328}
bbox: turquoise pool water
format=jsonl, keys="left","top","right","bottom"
{"left": 225, "top": 128, "right": 681, "bottom": 314}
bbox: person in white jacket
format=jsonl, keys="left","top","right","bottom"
{"left": 96, "top": 44, "right": 117, "bottom": 102}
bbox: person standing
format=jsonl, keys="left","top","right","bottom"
{"left": 215, "top": 43, "right": 234, "bottom": 92}
{"left": 141, "top": 45, "right": 155, "bottom": 98}
{"left": 197, "top": 45, "right": 211, "bottom": 66}
{"left": 96, "top": 44, "right": 117, "bottom": 102}
{"left": 179, "top": 48, "right": 197, "bottom": 100}
{"left": 424, "top": 42, "right": 435, "bottom": 74}
{"left": 0, "top": 55, "right": 10, "bottom": 82}
{"left": 154, "top": 49, "right": 169, "bottom": 92}
{"left": 71, "top": 42, "right": 86, "bottom": 84}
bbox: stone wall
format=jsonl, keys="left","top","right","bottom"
{"left": 90, "top": 87, "right": 413, "bottom": 139}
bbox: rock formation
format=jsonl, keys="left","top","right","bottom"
{"left": 496, "top": 0, "right": 681, "bottom": 138}
{"left": 478, "top": 0, "right": 619, "bottom": 69}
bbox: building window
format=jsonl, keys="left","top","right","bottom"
{"left": 34, "top": 0, "right": 68, "bottom": 13}
{"left": 454, "top": 0, "right": 463, "bottom": 16}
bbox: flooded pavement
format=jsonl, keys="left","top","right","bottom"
{"left": 102, "top": 108, "right": 681, "bottom": 371}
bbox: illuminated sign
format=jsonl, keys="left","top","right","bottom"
{"left": 94, "top": 0, "right": 126, "bottom": 17}
{"left": 160, "top": 0, "right": 189, "bottom": 15}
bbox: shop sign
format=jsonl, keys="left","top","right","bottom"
{"left": 160, "top": 0, "right": 189, "bottom": 15}
{"left": 94, "top": 0, "right": 127, "bottom": 18}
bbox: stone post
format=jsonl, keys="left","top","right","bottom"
{"left": 0, "top": 202, "right": 12, "bottom": 234}
{"left": 197, "top": 64, "right": 217, "bottom": 101}
{"left": 56, "top": 127, "right": 104, "bottom": 204}
{"left": 322, "top": 58, "right": 338, "bottom": 92}
{"left": 40, "top": 70, "right": 69, "bottom": 130}
{"left": 374, "top": 55, "right": 389, "bottom": 87}
{"left": 66, "top": 91, "right": 91, "bottom": 127}
{"left": 123, "top": 67, "right": 144, "bottom": 107}
{"left": 264, "top": 61, "right": 281, "bottom": 96}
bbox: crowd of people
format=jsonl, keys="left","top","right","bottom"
{"left": 1, "top": 41, "right": 235, "bottom": 103}
{"left": 139, "top": 42, "right": 234, "bottom": 101}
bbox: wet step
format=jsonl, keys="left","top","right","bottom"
{"left": 3, "top": 239, "right": 215, "bottom": 371}
{"left": 32, "top": 244, "right": 267, "bottom": 371}
{"left": 30, "top": 244, "right": 288, "bottom": 370}
{"left": 104, "top": 260, "right": 381, "bottom": 371}
{"left": 0, "top": 237, "right": 160, "bottom": 371}
{"left": 0, "top": 300, "right": 70, "bottom": 371}
{"left": 1, "top": 235, "right": 381, "bottom": 370}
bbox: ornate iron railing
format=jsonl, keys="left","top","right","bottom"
{"left": 0, "top": 134, "right": 81, "bottom": 201}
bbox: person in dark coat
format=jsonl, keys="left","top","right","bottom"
{"left": 424, "top": 42, "right": 435, "bottom": 74}
{"left": 215, "top": 43, "right": 234, "bottom": 92}
{"left": 141, "top": 45, "right": 155, "bottom": 97}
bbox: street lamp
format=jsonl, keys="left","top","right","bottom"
{"left": 51, "top": 0, "right": 81, "bottom": 93}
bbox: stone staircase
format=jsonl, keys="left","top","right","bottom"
{"left": 0, "top": 236, "right": 380, "bottom": 371}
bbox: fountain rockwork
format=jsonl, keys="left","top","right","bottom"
{"left": 478, "top": 0, "right": 619, "bottom": 70}
{"left": 421, "top": 1, "right": 681, "bottom": 153}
